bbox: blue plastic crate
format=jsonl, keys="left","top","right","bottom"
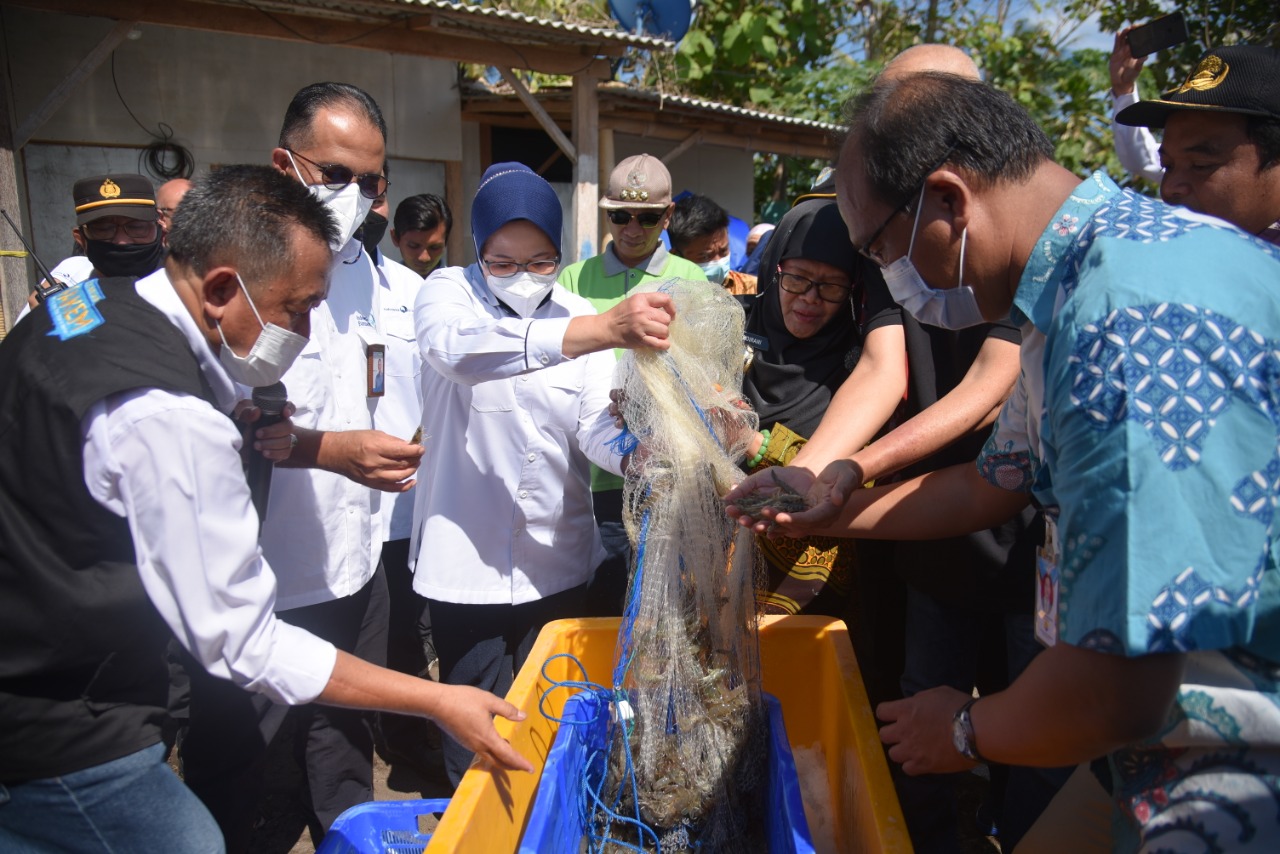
{"left": 316, "top": 797, "right": 450, "bottom": 854}
{"left": 521, "top": 691, "right": 815, "bottom": 853}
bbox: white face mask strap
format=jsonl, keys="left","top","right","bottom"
{"left": 906, "top": 183, "right": 927, "bottom": 260}
{"left": 284, "top": 150, "right": 308, "bottom": 188}
{"left": 234, "top": 272, "right": 268, "bottom": 329}
{"left": 957, "top": 227, "right": 968, "bottom": 288}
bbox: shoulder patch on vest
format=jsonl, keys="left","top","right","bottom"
{"left": 45, "top": 279, "right": 106, "bottom": 340}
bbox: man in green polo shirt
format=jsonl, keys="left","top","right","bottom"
{"left": 559, "top": 153, "right": 706, "bottom": 615}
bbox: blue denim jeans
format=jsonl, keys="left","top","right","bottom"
{"left": 0, "top": 742, "right": 223, "bottom": 853}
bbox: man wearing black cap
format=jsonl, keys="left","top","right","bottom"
{"left": 72, "top": 173, "right": 167, "bottom": 279}
{"left": 1116, "top": 45, "right": 1280, "bottom": 246}
{"left": 28, "top": 173, "right": 166, "bottom": 306}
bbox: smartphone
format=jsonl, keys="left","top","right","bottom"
{"left": 1126, "top": 12, "right": 1191, "bottom": 58}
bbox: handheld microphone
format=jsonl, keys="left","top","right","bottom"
{"left": 245, "top": 382, "right": 288, "bottom": 525}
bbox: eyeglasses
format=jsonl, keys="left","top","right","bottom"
{"left": 482, "top": 257, "right": 560, "bottom": 278}
{"left": 777, "top": 268, "right": 851, "bottom": 303}
{"left": 286, "top": 149, "right": 389, "bottom": 200}
{"left": 856, "top": 144, "right": 957, "bottom": 267}
{"left": 81, "top": 219, "right": 158, "bottom": 241}
{"left": 607, "top": 210, "right": 664, "bottom": 229}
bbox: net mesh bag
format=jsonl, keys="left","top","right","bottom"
{"left": 590, "top": 277, "right": 768, "bottom": 852}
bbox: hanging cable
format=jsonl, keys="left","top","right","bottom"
{"left": 110, "top": 51, "right": 194, "bottom": 181}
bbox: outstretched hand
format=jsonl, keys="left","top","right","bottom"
{"left": 322, "top": 429, "right": 425, "bottom": 492}
{"left": 724, "top": 458, "right": 863, "bottom": 539}
{"left": 603, "top": 291, "right": 676, "bottom": 350}
{"left": 433, "top": 684, "right": 535, "bottom": 774}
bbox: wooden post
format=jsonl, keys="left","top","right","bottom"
{"left": 496, "top": 67, "right": 576, "bottom": 165}
{"left": 598, "top": 125, "right": 614, "bottom": 256}
{"left": 444, "top": 158, "right": 464, "bottom": 266}
{"left": 570, "top": 72, "right": 599, "bottom": 264}
{"left": 0, "top": 21, "right": 29, "bottom": 337}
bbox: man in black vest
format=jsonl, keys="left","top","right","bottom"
{"left": 0, "top": 165, "right": 531, "bottom": 853}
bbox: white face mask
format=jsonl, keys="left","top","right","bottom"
{"left": 485, "top": 270, "right": 557, "bottom": 318}
{"left": 217, "top": 272, "right": 309, "bottom": 387}
{"left": 286, "top": 151, "right": 374, "bottom": 251}
{"left": 698, "top": 254, "right": 731, "bottom": 285}
{"left": 880, "top": 187, "right": 986, "bottom": 330}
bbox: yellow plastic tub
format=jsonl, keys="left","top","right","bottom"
{"left": 427, "top": 615, "right": 911, "bottom": 853}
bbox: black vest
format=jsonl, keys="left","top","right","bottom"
{"left": 0, "top": 278, "right": 216, "bottom": 782}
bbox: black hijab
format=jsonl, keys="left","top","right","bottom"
{"left": 742, "top": 190, "right": 862, "bottom": 438}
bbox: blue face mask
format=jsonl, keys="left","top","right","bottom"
{"left": 879, "top": 187, "right": 985, "bottom": 330}
{"left": 698, "top": 254, "right": 731, "bottom": 285}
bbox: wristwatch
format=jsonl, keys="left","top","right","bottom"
{"left": 951, "top": 697, "right": 986, "bottom": 763}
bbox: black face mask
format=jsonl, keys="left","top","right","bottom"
{"left": 358, "top": 211, "right": 389, "bottom": 259}
{"left": 85, "top": 236, "right": 166, "bottom": 279}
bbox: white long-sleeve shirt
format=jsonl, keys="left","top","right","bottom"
{"left": 258, "top": 239, "right": 385, "bottom": 610}
{"left": 81, "top": 270, "right": 336, "bottom": 706}
{"left": 1111, "top": 87, "right": 1164, "bottom": 184}
{"left": 411, "top": 264, "right": 623, "bottom": 605}
{"left": 374, "top": 250, "right": 425, "bottom": 543}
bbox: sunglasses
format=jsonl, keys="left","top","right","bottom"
{"left": 607, "top": 210, "right": 664, "bottom": 229}
{"left": 286, "top": 149, "right": 389, "bottom": 201}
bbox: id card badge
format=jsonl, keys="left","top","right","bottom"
{"left": 366, "top": 343, "right": 386, "bottom": 398}
{"left": 355, "top": 326, "right": 386, "bottom": 398}
{"left": 1035, "top": 516, "right": 1060, "bottom": 647}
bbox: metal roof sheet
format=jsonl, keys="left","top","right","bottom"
{"left": 604, "top": 86, "right": 842, "bottom": 132}
{"left": 263, "top": 0, "right": 676, "bottom": 50}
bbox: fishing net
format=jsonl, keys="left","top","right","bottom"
{"left": 589, "top": 277, "right": 768, "bottom": 852}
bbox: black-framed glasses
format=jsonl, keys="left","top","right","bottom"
{"left": 607, "top": 209, "right": 664, "bottom": 229}
{"left": 286, "top": 148, "right": 388, "bottom": 200}
{"left": 482, "top": 257, "right": 560, "bottom": 278}
{"left": 856, "top": 144, "right": 957, "bottom": 267}
{"left": 81, "top": 219, "right": 158, "bottom": 241}
{"left": 777, "top": 267, "right": 852, "bottom": 303}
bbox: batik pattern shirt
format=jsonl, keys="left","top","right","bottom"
{"left": 977, "top": 172, "right": 1280, "bottom": 851}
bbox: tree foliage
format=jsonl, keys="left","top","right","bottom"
{"left": 476, "top": 1, "right": 1278, "bottom": 218}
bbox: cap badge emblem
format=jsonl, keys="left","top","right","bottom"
{"left": 98, "top": 179, "right": 121, "bottom": 199}
{"left": 1175, "top": 55, "right": 1228, "bottom": 93}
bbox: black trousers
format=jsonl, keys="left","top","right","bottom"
{"left": 428, "top": 583, "right": 587, "bottom": 786}
{"left": 180, "top": 565, "right": 389, "bottom": 852}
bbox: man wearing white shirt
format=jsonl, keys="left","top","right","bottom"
{"left": 414, "top": 162, "right": 676, "bottom": 784}
{"left": 358, "top": 194, "right": 441, "bottom": 768}
{"left": 0, "top": 165, "right": 529, "bottom": 853}
{"left": 180, "top": 83, "right": 425, "bottom": 850}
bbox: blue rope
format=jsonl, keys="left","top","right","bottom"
{"left": 535, "top": 654, "right": 661, "bottom": 852}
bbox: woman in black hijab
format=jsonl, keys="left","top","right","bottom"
{"left": 739, "top": 187, "right": 904, "bottom": 616}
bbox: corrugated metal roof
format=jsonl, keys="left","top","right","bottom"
{"left": 606, "top": 86, "right": 842, "bottom": 132}
{"left": 407, "top": 1, "right": 675, "bottom": 49}
{"left": 264, "top": 0, "right": 676, "bottom": 50}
